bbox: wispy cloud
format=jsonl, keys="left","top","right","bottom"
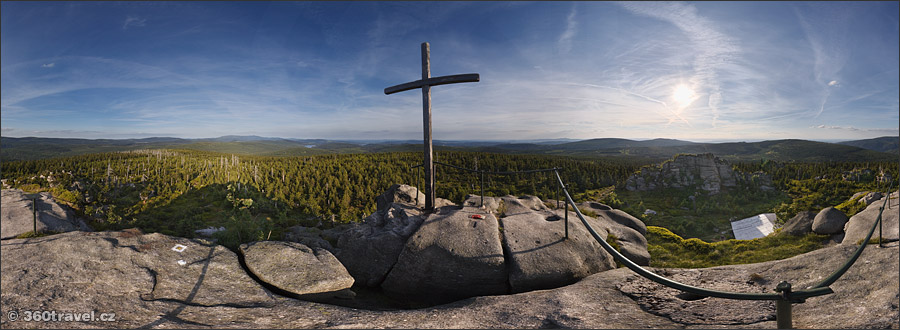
{"left": 123, "top": 16, "right": 146, "bottom": 30}
{"left": 618, "top": 1, "right": 738, "bottom": 128}
{"left": 812, "top": 125, "right": 898, "bottom": 134}
{"left": 41, "top": 63, "right": 55, "bottom": 68}
{"left": 794, "top": 4, "right": 852, "bottom": 119}
{"left": 558, "top": 5, "right": 577, "bottom": 54}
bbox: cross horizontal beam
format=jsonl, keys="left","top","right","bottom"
{"left": 384, "top": 73, "right": 480, "bottom": 95}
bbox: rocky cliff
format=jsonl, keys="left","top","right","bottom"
{"left": 625, "top": 153, "right": 774, "bottom": 194}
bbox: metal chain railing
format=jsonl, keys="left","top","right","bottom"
{"left": 410, "top": 159, "right": 895, "bottom": 329}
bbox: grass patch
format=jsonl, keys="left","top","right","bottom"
{"left": 646, "top": 226, "right": 830, "bottom": 268}
{"left": 618, "top": 188, "right": 788, "bottom": 242}
{"left": 577, "top": 207, "right": 599, "bottom": 218}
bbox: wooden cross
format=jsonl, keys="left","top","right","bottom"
{"left": 385, "top": 42, "right": 479, "bottom": 211}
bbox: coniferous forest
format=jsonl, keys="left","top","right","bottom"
{"left": 1, "top": 148, "right": 896, "bottom": 251}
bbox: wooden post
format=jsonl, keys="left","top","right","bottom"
{"left": 421, "top": 42, "right": 434, "bottom": 210}
{"left": 775, "top": 281, "right": 793, "bottom": 329}
{"left": 776, "top": 300, "right": 792, "bottom": 329}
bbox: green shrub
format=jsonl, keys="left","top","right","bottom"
{"left": 212, "top": 211, "right": 273, "bottom": 252}
{"left": 647, "top": 226, "right": 683, "bottom": 243}
{"left": 605, "top": 233, "right": 623, "bottom": 268}
{"left": 835, "top": 198, "right": 867, "bottom": 217}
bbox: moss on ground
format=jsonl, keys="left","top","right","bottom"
{"left": 646, "top": 226, "right": 830, "bottom": 268}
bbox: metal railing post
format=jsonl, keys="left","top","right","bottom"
{"left": 879, "top": 188, "right": 884, "bottom": 247}
{"left": 480, "top": 170, "right": 485, "bottom": 208}
{"left": 564, "top": 191, "right": 569, "bottom": 239}
{"left": 879, "top": 205, "right": 883, "bottom": 248}
{"left": 32, "top": 197, "right": 37, "bottom": 234}
{"left": 775, "top": 281, "right": 793, "bottom": 329}
{"left": 555, "top": 168, "right": 560, "bottom": 209}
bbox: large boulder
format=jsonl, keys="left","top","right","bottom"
{"left": 381, "top": 205, "right": 508, "bottom": 305}
{"left": 1, "top": 189, "right": 92, "bottom": 239}
{"left": 812, "top": 207, "right": 850, "bottom": 235}
{"left": 349, "top": 187, "right": 649, "bottom": 305}
{"left": 781, "top": 211, "right": 817, "bottom": 236}
{"left": 336, "top": 202, "right": 424, "bottom": 287}
{"left": 239, "top": 241, "right": 354, "bottom": 297}
{"left": 843, "top": 191, "right": 899, "bottom": 245}
{"left": 500, "top": 197, "right": 616, "bottom": 293}
{"left": 579, "top": 201, "right": 647, "bottom": 235}
{"left": 594, "top": 216, "right": 651, "bottom": 266}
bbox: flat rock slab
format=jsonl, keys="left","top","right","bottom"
{"left": 239, "top": 241, "right": 354, "bottom": 296}
{"left": 619, "top": 241, "right": 899, "bottom": 329}
{"left": 1, "top": 230, "right": 896, "bottom": 328}
{"left": 1, "top": 189, "right": 91, "bottom": 239}
{"left": 381, "top": 205, "right": 508, "bottom": 305}
{"left": 0, "top": 229, "right": 277, "bottom": 328}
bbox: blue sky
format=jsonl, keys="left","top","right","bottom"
{"left": 2, "top": 1, "right": 898, "bottom": 141}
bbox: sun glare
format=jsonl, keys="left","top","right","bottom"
{"left": 672, "top": 84, "right": 696, "bottom": 109}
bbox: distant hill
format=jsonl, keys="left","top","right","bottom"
{"left": 0, "top": 136, "right": 193, "bottom": 161}
{"left": 573, "top": 139, "right": 896, "bottom": 162}
{"left": 554, "top": 138, "right": 697, "bottom": 150}
{"left": 2, "top": 136, "right": 895, "bottom": 163}
{"left": 837, "top": 136, "right": 899, "bottom": 154}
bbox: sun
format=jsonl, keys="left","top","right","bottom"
{"left": 672, "top": 84, "right": 697, "bottom": 109}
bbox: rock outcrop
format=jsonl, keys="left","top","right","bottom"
{"left": 498, "top": 196, "right": 616, "bottom": 294}
{"left": 576, "top": 201, "right": 650, "bottom": 265}
{"left": 812, "top": 207, "right": 849, "bottom": 235}
{"left": 862, "top": 191, "right": 884, "bottom": 205}
{"left": 239, "top": 241, "right": 354, "bottom": 297}
{"left": 340, "top": 190, "right": 650, "bottom": 305}
{"left": 335, "top": 185, "right": 428, "bottom": 287}
{"left": 375, "top": 183, "right": 424, "bottom": 211}
{"left": 843, "top": 191, "right": 899, "bottom": 245}
{"left": 1, "top": 189, "right": 92, "bottom": 239}
{"left": 781, "top": 211, "right": 816, "bottom": 236}
{"left": 381, "top": 205, "right": 509, "bottom": 305}
{"left": 283, "top": 226, "right": 336, "bottom": 251}
{"left": 624, "top": 153, "right": 773, "bottom": 195}
{"left": 2, "top": 229, "right": 896, "bottom": 329}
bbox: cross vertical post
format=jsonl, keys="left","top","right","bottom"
{"left": 421, "top": 42, "right": 434, "bottom": 212}
{"left": 385, "top": 42, "right": 480, "bottom": 211}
